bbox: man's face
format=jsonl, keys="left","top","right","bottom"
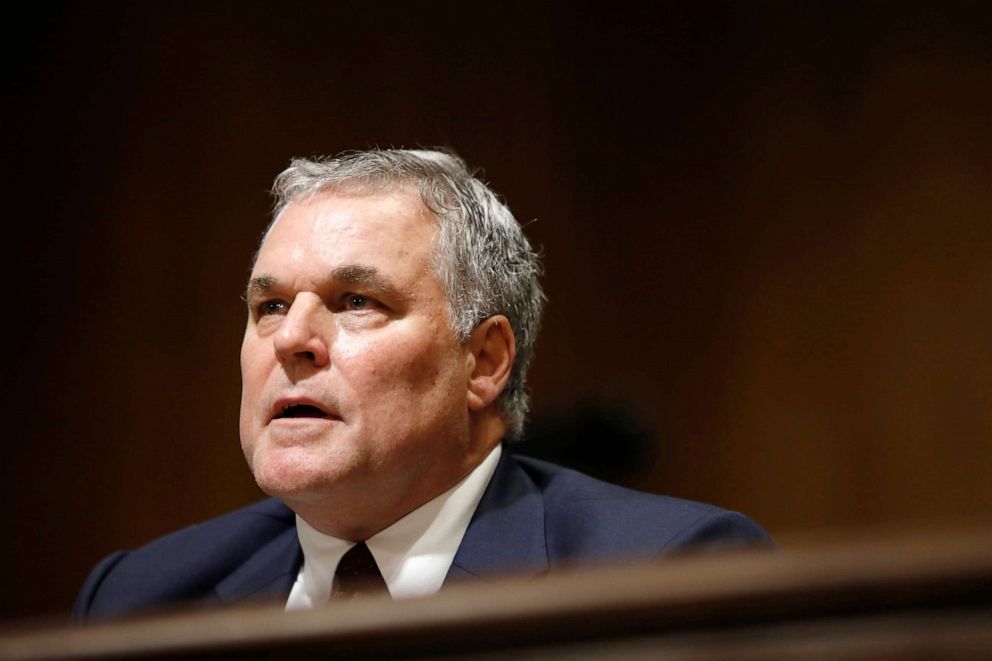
{"left": 239, "top": 189, "right": 480, "bottom": 537}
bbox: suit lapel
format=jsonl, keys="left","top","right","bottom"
{"left": 446, "top": 449, "right": 549, "bottom": 582}
{"left": 215, "top": 525, "right": 302, "bottom": 604}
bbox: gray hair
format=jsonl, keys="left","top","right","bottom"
{"left": 266, "top": 148, "right": 544, "bottom": 440}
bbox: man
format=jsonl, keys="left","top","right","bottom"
{"left": 74, "top": 149, "right": 771, "bottom": 622}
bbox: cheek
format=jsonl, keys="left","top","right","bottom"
{"left": 240, "top": 339, "right": 270, "bottom": 396}
{"left": 340, "top": 333, "right": 461, "bottom": 401}
{"left": 239, "top": 338, "right": 273, "bottom": 442}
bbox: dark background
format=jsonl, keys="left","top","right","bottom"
{"left": 4, "top": 1, "right": 992, "bottom": 621}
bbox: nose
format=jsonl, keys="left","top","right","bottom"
{"left": 273, "top": 293, "right": 331, "bottom": 373}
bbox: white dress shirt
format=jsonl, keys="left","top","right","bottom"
{"left": 285, "top": 444, "right": 502, "bottom": 609}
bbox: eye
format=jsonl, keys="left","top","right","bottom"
{"left": 257, "top": 299, "right": 288, "bottom": 317}
{"left": 346, "top": 294, "right": 368, "bottom": 310}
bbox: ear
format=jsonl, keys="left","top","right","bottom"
{"left": 466, "top": 315, "right": 516, "bottom": 412}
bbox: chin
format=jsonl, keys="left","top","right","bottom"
{"left": 248, "top": 446, "right": 341, "bottom": 502}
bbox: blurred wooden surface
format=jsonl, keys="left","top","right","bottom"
{"left": 2, "top": 528, "right": 990, "bottom": 659}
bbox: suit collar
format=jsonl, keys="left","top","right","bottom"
{"left": 447, "top": 447, "right": 549, "bottom": 581}
{"left": 215, "top": 515, "right": 302, "bottom": 604}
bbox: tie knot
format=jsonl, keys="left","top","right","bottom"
{"left": 332, "top": 542, "right": 389, "bottom": 599}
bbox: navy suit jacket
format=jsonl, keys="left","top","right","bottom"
{"left": 74, "top": 451, "right": 772, "bottom": 622}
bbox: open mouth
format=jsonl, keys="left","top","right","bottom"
{"left": 274, "top": 403, "right": 331, "bottom": 420}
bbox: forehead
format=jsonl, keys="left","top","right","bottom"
{"left": 254, "top": 190, "right": 437, "bottom": 274}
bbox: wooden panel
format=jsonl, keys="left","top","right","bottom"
{"left": 2, "top": 529, "right": 990, "bottom": 659}
{"left": 5, "top": 3, "right": 992, "bottom": 621}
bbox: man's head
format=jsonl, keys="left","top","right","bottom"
{"left": 238, "top": 149, "right": 543, "bottom": 539}
{"left": 264, "top": 149, "right": 544, "bottom": 438}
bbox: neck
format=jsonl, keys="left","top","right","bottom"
{"left": 290, "top": 423, "right": 505, "bottom": 540}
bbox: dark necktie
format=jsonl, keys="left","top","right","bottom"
{"left": 332, "top": 542, "right": 389, "bottom": 599}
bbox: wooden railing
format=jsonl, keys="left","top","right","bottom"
{"left": 2, "top": 528, "right": 991, "bottom": 659}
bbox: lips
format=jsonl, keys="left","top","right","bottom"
{"left": 270, "top": 397, "right": 336, "bottom": 422}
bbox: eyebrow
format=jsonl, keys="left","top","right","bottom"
{"left": 331, "top": 264, "right": 401, "bottom": 299}
{"left": 244, "top": 264, "right": 401, "bottom": 301}
{"left": 244, "top": 274, "right": 277, "bottom": 301}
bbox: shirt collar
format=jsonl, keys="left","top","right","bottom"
{"left": 287, "top": 444, "right": 502, "bottom": 608}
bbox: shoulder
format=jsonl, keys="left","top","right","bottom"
{"left": 510, "top": 454, "right": 773, "bottom": 564}
{"left": 99, "top": 498, "right": 295, "bottom": 567}
{"left": 74, "top": 499, "right": 294, "bottom": 622}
